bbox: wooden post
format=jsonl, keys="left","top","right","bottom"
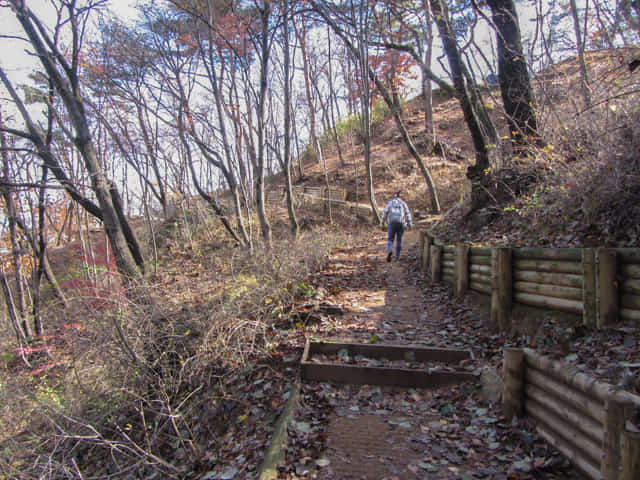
{"left": 582, "top": 248, "right": 597, "bottom": 326}
{"left": 621, "top": 425, "right": 640, "bottom": 480}
{"left": 598, "top": 248, "right": 618, "bottom": 328}
{"left": 422, "top": 234, "right": 433, "bottom": 272}
{"left": 419, "top": 232, "right": 426, "bottom": 263}
{"left": 455, "top": 243, "right": 470, "bottom": 296}
{"left": 491, "top": 247, "right": 512, "bottom": 332}
{"left": 602, "top": 397, "right": 630, "bottom": 480}
{"left": 430, "top": 245, "right": 442, "bottom": 282}
{"left": 503, "top": 348, "right": 525, "bottom": 420}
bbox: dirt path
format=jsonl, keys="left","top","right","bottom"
{"left": 278, "top": 230, "right": 584, "bottom": 479}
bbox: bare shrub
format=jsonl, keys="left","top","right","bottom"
{"left": 0, "top": 217, "right": 344, "bottom": 478}
{"left": 534, "top": 50, "right": 640, "bottom": 243}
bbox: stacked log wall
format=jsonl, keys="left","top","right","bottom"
{"left": 618, "top": 249, "right": 640, "bottom": 322}
{"left": 418, "top": 232, "right": 640, "bottom": 327}
{"left": 504, "top": 348, "right": 640, "bottom": 480}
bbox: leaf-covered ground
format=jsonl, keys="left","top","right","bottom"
{"left": 265, "top": 229, "right": 636, "bottom": 480}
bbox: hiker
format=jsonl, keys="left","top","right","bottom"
{"left": 381, "top": 190, "right": 413, "bottom": 262}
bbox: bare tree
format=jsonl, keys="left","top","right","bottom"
{"left": 429, "top": 0, "right": 497, "bottom": 211}
{"left": 281, "top": 0, "right": 299, "bottom": 236}
{"left": 1, "top": 1, "right": 143, "bottom": 280}
{"left": 316, "top": 2, "right": 441, "bottom": 213}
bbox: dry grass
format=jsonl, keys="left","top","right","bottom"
{"left": 0, "top": 207, "right": 348, "bottom": 479}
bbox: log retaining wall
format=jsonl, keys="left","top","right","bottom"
{"left": 419, "top": 232, "right": 640, "bottom": 329}
{"left": 504, "top": 348, "right": 640, "bottom": 480}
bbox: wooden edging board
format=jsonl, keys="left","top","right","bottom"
{"left": 257, "top": 381, "right": 301, "bottom": 480}
{"left": 301, "top": 340, "right": 477, "bottom": 388}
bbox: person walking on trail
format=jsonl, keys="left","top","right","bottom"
{"left": 381, "top": 190, "right": 413, "bottom": 262}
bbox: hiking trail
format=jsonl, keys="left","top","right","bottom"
{"left": 278, "top": 230, "right": 583, "bottom": 479}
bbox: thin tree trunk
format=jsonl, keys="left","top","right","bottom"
{"left": 356, "top": 7, "right": 381, "bottom": 223}
{"left": 0, "top": 109, "right": 28, "bottom": 329}
{"left": 255, "top": 2, "right": 273, "bottom": 244}
{"left": 422, "top": 0, "right": 436, "bottom": 149}
{"left": 326, "top": 25, "right": 347, "bottom": 168}
{"left": 32, "top": 167, "right": 48, "bottom": 336}
{"left": 1, "top": 268, "right": 29, "bottom": 349}
{"left": 202, "top": 26, "right": 250, "bottom": 246}
{"left": 282, "top": 0, "right": 299, "bottom": 236}
{"left": 294, "top": 17, "right": 320, "bottom": 164}
{"left": 569, "top": 0, "right": 591, "bottom": 106}
{"left": 293, "top": 111, "right": 304, "bottom": 179}
{"left": 15, "top": 216, "right": 67, "bottom": 308}
{"left": 178, "top": 110, "right": 243, "bottom": 245}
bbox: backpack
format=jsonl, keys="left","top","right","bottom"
{"left": 388, "top": 200, "right": 404, "bottom": 227}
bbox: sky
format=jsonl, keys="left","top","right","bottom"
{"left": 0, "top": 0, "right": 140, "bottom": 86}
{"left": 0, "top": 0, "right": 575, "bottom": 89}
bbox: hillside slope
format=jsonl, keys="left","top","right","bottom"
{"left": 286, "top": 48, "right": 640, "bottom": 248}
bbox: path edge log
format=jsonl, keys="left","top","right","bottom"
{"left": 582, "top": 248, "right": 597, "bottom": 326}
{"left": 431, "top": 244, "right": 442, "bottom": 282}
{"left": 598, "top": 248, "right": 618, "bottom": 327}
{"left": 422, "top": 233, "right": 433, "bottom": 272}
{"left": 503, "top": 348, "right": 525, "bottom": 420}
{"left": 455, "top": 242, "right": 470, "bottom": 296}
{"left": 602, "top": 397, "right": 630, "bottom": 479}
{"left": 621, "top": 425, "right": 640, "bottom": 480}
{"left": 491, "top": 246, "right": 512, "bottom": 331}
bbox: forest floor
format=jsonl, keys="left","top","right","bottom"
{"left": 270, "top": 229, "right": 588, "bottom": 480}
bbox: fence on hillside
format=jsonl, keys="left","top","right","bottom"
{"left": 504, "top": 348, "right": 640, "bottom": 480}
{"left": 266, "top": 186, "right": 373, "bottom": 219}
{"left": 419, "top": 232, "right": 640, "bottom": 329}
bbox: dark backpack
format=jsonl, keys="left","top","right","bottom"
{"left": 388, "top": 201, "right": 404, "bottom": 227}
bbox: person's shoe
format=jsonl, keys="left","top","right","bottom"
{"left": 386, "top": 252, "right": 392, "bottom": 262}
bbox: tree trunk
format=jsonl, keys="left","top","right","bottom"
{"left": 486, "top": 0, "right": 540, "bottom": 145}
{"left": 1, "top": 268, "right": 29, "bottom": 345}
{"left": 326, "top": 26, "right": 347, "bottom": 168}
{"left": 203, "top": 27, "right": 251, "bottom": 247}
{"left": 318, "top": 5, "right": 441, "bottom": 213}
{"left": 421, "top": 0, "right": 436, "bottom": 150}
{"left": 374, "top": 78, "right": 440, "bottom": 213}
{"left": 256, "top": 1, "right": 273, "bottom": 244}
{"left": 282, "top": 0, "right": 299, "bottom": 236}
{"left": 32, "top": 167, "right": 48, "bottom": 337}
{"left": 429, "top": 0, "right": 493, "bottom": 210}
{"left": 569, "top": 0, "right": 591, "bottom": 107}
{"left": 355, "top": 5, "right": 381, "bottom": 222}
{"left": 294, "top": 17, "right": 319, "bottom": 164}
{"left": 0, "top": 109, "right": 28, "bottom": 331}
{"left": 109, "top": 181, "right": 145, "bottom": 272}
{"left": 80, "top": 142, "right": 141, "bottom": 281}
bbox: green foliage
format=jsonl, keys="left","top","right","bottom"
{"left": 295, "top": 281, "right": 315, "bottom": 299}
{"left": 20, "top": 84, "right": 48, "bottom": 105}
{"left": 319, "top": 100, "right": 392, "bottom": 149}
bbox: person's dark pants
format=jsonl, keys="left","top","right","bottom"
{"left": 387, "top": 222, "right": 405, "bottom": 259}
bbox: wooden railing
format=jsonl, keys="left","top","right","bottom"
{"left": 266, "top": 186, "right": 373, "bottom": 219}
{"left": 419, "top": 232, "right": 640, "bottom": 329}
{"left": 266, "top": 186, "right": 346, "bottom": 205}
{"left": 504, "top": 348, "right": 640, "bottom": 480}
